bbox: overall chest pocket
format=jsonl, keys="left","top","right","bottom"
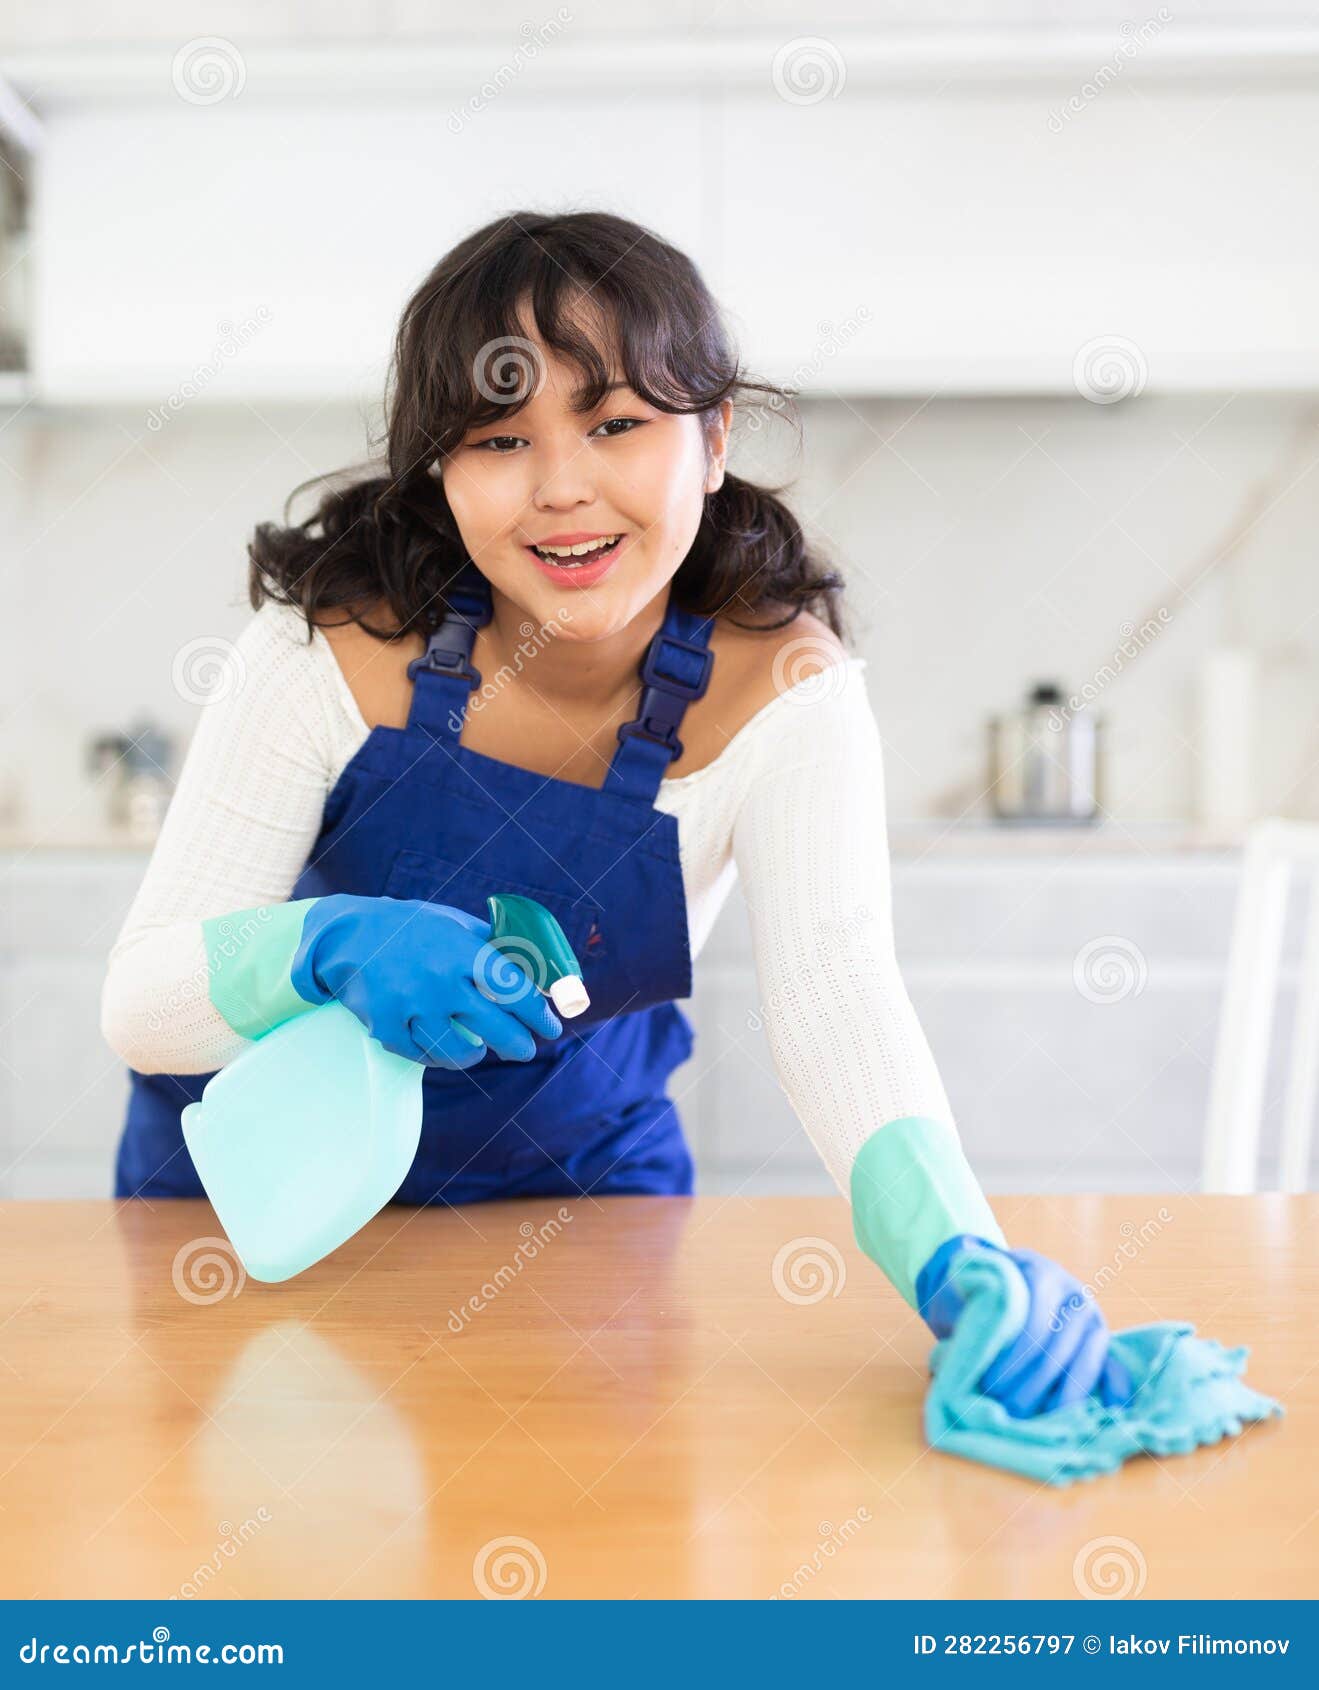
{"left": 383, "top": 847, "right": 605, "bottom": 977}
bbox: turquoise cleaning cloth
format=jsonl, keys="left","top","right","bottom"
{"left": 924, "top": 1245, "right": 1283, "bottom": 1486}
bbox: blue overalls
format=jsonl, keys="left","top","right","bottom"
{"left": 115, "top": 565, "right": 717, "bottom": 1206}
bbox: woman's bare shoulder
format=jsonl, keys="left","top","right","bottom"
{"left": 672, "top": 605, "right": 850, "bottom": 776}
{"left": 311, "top": 599, "right": 424, "bottom": 731}
{"left": 713, "top": 605, "right": 847, "bottom": 699}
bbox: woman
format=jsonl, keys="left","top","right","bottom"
{"left": 101, "top": 210, "right": 1128, "bottom": 1418}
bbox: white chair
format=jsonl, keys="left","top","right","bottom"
{"left": 1202, "top": 818, "right": 1319, "bottom": 1193}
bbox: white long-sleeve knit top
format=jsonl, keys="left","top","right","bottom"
{"left": 99, "top": 600, "right": 953, "bottom": 1197}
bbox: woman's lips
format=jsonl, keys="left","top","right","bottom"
{"left": 525, "top": 534, "right": 627, "bottom": 588}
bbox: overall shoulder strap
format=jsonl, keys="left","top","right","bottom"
{"left": 602, "top": 596, "right": 716, "bottom": 803}
{"left": 405, "top": 566, "right": 493, "bottom": 739}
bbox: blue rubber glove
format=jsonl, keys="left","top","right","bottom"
{"left": 916, "top": 1234, "right": 1134, "bottom": 1419}
{"left": 291, "top": 893, "right": 562, "bottom": 1069}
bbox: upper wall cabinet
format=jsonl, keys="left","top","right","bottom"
{"left": 10, "top": 31, "right": 1319, "bottom": 400}
{"left": 26, "top": 95, "right": 708, "bottom": 404}
{"left": 711, "top": 83, "right": 1319, "bottom": 395}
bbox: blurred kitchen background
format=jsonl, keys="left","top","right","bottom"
{"left": 2, "top": 3, "right": 1318, "bottom": 1200}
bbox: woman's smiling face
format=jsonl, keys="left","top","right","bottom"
{"left": 439, "top": 303, "right": 731, "bottom": 643}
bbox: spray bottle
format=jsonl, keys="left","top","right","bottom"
{"left": 181, "top": 894, "right": 589, "bottom": 1283}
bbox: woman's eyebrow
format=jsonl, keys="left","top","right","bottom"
{"left": 570, "top": 378, "right": 633, "bottom": 404}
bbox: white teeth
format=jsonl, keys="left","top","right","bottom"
{"left": 533, "top": 534, "right": 621, "bottom": 562}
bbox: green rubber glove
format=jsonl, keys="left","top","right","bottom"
{"left": 849, "top": 1115, "right": 1007, "bottom": 1309}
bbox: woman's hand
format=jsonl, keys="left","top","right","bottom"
{"left": 292, "top": 893, "right": 563, "bottom": 1069}
{"left": 915, "top": 1234, "right": 1134, "bottom": 1418}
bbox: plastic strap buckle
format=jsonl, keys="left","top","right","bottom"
{"left": 406, "top": 582, "right": 491, "bottom": 690}
{"left": 407, "top": 636, "right": 481, "bottom": 689}
{"left": 615, "top": 633, "right": 715, "bottom": 759}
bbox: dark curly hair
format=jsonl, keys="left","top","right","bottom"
{"left": 247, "top": 209, "right": 846, "bottom": 644}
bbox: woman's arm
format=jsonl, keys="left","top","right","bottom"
{"left": 728, "top": 663, "right": 1006, "bottom": 1303}
{"left": 99, "top": 603, "right": 359, "bottom": 1073}
{"left": 729, "top": 666, "right": 1131, "bottom": 1412}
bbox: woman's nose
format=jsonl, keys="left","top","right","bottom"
{"left": 530, "top": 440, "right": 598, "bottom": 508}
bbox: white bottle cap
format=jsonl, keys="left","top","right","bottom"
{"left": 548, "top": 974, "right": 590, "bottom": 1018}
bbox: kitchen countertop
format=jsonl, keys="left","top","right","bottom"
{"left": 0, "top": 1194, "right": 1308, "bottom": 1599}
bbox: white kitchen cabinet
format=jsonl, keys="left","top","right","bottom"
{"left": 16, "top": 33, "right": 1319, "bottom": 399}
{"left": 0, "top": 851, "right": 145, "bottom": 1197}
{"left": 713, "top": 83, "right": 1319, "bottom": 393}
{"left": 30, "top": 96, "right": 707, "bottom": 403}
{"left": 679, "top": 846, "right": 1309, "bottom": 1197}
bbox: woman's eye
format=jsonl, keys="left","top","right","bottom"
{"left": 471, "top": 417, "right": 643, "bottom": 452}
{"left": 592, "top": 416, "right": 643, "bottom": 439}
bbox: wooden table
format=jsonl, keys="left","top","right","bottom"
{"left": 0, "top": 1195, "right": 1311, "bottom": 1600}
